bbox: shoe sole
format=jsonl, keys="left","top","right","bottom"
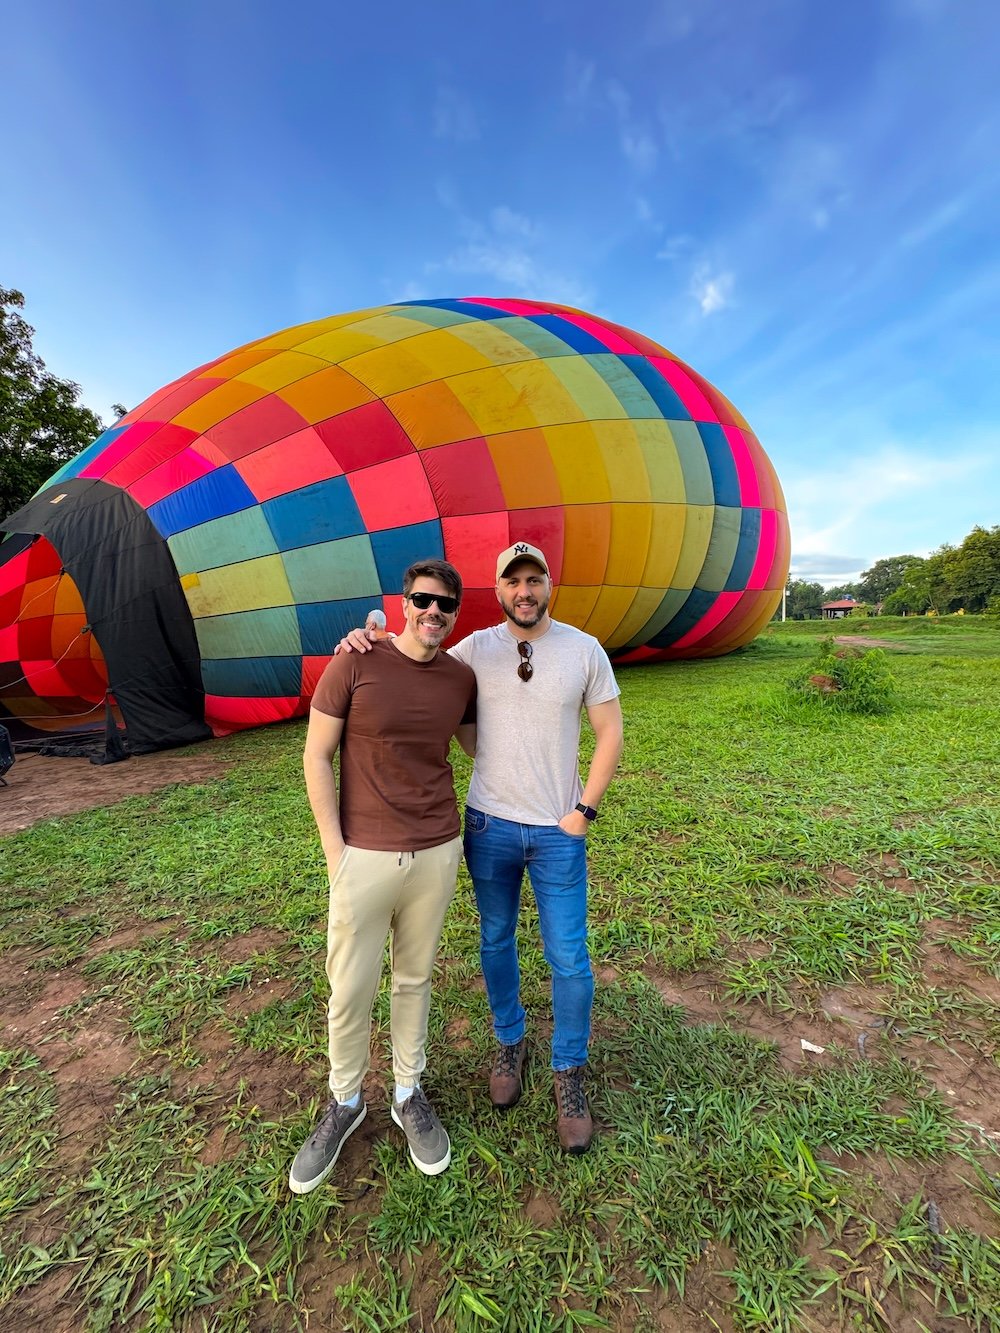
{"left": 288, "top": 1102, "right": 367, "bottom": 1195}
{"left": 390, "top": 1105, "right": 451, "bottom": 1175}
{"left": 490, "top": 1092, "right": 521, "bottom": 1110}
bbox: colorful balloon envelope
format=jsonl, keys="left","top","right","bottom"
{"left": 1, "top": 297, "right": 789, "bottom": 751}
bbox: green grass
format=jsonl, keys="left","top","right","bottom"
{"left": 1, "top": 624, "right": 999, "bottom": 1330}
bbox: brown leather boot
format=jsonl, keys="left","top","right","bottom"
{"left": 553, "top": 1066, "right": 593, "bottom": 1153}
{"left": 489, "top": 1038, "right": 528, "bottom": 1108}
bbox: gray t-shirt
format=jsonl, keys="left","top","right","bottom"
{"left": 449, "top": 620, "right": 620, "bottom": 826}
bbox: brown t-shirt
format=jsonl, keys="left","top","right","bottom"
{"left": 311, "top": 639, "right": 477, "bottom": 852}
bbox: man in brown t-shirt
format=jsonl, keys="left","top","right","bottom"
{"left": 289, "top": 559, "right": 476, "bottom": 1194}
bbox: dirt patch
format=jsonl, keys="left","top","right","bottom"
{"left": 616, "top": 1248, "right": 737, "bottom": 1332}
{"left": 86, "top": 919, "right": 180, "bottom": 957}
{"left": 0, "top": 746, "right": 232, "bottom": 835}
{"left": 0, "top": 955, "right": 142, "bottom": 1137}
{"left": 1, "top": 1265, "right": 83, "bottom": 1333}
{"left": 214, "top": 927, "right": 291, "bottom": 964}
{"left": 833, "top": 634, "right": 917, "bottom": 652}
{"left": 0, "top": 965, "right": 89, "bottom": 1027}
{"left": 524, "top": 1188, "right": 561, "bottom": 1228}
{"left": 645, "top": 967, "right": 832, "bottom": 1070}
{"left": 826, "top": 1149, "right": 998, "bottom": 1236}
{"left": 444, "top": 1015, "right": 473, "bottom": 1049}
{"left": 642, "top": 965, "right": 1000, "bottom": 1132}
{"left": 223, "top": 975, "right": 298, "bottom": 1018}
{"left": 901, "top": 1036, "right": 1000, "bottom": 1142}
{"left": 921, "top": 920, "right": 999, "bottom": 1005}
{"left": 826, "top": 865, "right": 860, "bottom": 891}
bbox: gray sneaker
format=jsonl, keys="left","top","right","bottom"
{"left": 288, "top": 1098, "right": 367, "bottom": 1195}
{"left": 390, "top": 1087, "right": 451, "bottom": 1175}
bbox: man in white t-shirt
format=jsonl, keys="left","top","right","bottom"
{"left": 340, "top": 542, "right": 623, "bottom": 1153}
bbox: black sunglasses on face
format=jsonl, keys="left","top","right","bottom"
{"left": 517, "top": 640, "right": 533, "bottom": 681}
{"left": 406, "top": 591, "right": 459, "bottom": 614}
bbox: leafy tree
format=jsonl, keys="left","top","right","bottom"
{"left": 785, "top": 578, "right": 825, "bottom": 620}
{"left": 0, "top": 286, "right": 103, "bottom": 519}
{"left": 882, "top": 567, "right": 930, "bottom": 615}
{"left": 921, "top": 549, "right": 955, "bottom": 613}
{"left": 858, "top": 555, "right": 920, "bottom": 604}
{"left": 942, "top": 525, "right": 1000, "bottom": 612}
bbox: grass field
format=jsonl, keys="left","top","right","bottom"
{"left": 1, "top": 621, "right": 998, "bottom": 1332}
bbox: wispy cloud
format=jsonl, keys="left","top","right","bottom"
{"left": 564, "top": 53, "right": 596, "bottom": 108}
{"left": 690, "top": 265, "right": 734, "bottom": 315}
{"left": 899, "top": 193, "right": 970, "bottom": 248}
{"left": 607, "top": 79, "right": 658, "bottom": 174}
{"left": 642, "top": 2, "right": 698, "bottom": 46}
{"left": 783, "top": 441, "right": 992, "bottom": 576}
{"left": 769, "top": 135, "right": 851, "bottom": 229}
{"left": 789, "top": 554, "right": 866, "bottom": 582}
{"left": 656, "top": 233, "right": 694, "bottom": 261}
{"left": 490, "top": 206, "right": 535, "bottom": 240}
{"left": 435, "top": 242, "right": 591, "bottom": 307}
{"left": 433, "top": 87, "right": 480, "bottom": 142}
{"left": 440, "top": 242, "right": 536, "bottom": 291}
{"left": 400, "top": 205, "right": 592, "bottom": 309}
{"left": 391, "top": 279, "right": 432, "bottom": 303}
{"left": 434, "top": 177, "right": 461, "bottom": 210}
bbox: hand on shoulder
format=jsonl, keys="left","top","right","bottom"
{"left": 335, "top": 626, "right": 394, "bottom": 655}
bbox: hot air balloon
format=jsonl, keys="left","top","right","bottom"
{"left": 0, "top": 297, "right": 789, "bottom": 752}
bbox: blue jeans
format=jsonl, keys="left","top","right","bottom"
{"left": 463, "top": 807, "right": 594, "bottom": 1070}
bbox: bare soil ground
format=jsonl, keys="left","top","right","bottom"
{"left": 0, "top": 746, "right": 232, "bottom": 835}
{"left": 834, "top": 634, "right": 918, "bottom": 651}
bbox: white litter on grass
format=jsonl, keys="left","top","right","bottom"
{"left": 800, "top": 1039, "right": 826, "bottom": 1054}
{"left": 962, "top": 1120, "right": 1000, "bottom": 1143}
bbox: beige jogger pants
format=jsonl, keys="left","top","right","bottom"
{"left": 324, "top": 836, "right": 462, "bottom": 1101}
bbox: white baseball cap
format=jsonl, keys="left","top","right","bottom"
{"left": 496, "top": 542, "right": 550, "bottom": 582}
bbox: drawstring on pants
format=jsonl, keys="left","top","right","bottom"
{"left": 397, "top": 850, "right": 415, "bottom": 867}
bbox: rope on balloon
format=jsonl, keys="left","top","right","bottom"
{"left": 7, "top": 571, "right": 66, "bottom": 623}
{"left": 0, "top": 624, "right": 104, "bottom": 694}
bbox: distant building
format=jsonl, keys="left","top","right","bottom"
{"left": 822, "top": 598, "right": 859, "bottom": 619}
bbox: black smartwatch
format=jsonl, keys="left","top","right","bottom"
{"left": 575, "top": 802, "right": 598, "bottom": 822}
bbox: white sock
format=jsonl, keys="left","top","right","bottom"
{"left": 339, "top": 1091, "right": 361, "bottom": 1109}
{"left": 395, "top": 1083, "right": 418, "bottom": 1104}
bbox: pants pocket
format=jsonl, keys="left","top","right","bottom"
{"left": 464, "top": 807, "right": 488, "bottom": 835}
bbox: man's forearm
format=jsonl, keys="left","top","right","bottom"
{"left": 304, "top": 751, "right": 344, "bottom": 860}
{"left": 578, "top": 697, "right": 624, "bottom": 812}
{"left": 580, "top": 731, "right": 623, "bottom": 810}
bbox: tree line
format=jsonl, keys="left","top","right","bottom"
{"left": 784, "top": 532, "right": 1000, "bottom": 619}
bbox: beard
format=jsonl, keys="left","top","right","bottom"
{"left": 415, "top": 616, "right": 448, "bottom": 642}
{"left": 499, "top": 589, "right": 550, "bottom": 628}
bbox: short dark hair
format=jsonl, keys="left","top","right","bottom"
{"left": 402, "top": 558, "right": 463, "bottom": 604}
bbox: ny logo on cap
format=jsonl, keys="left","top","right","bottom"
{"left": 514, "top": 543, "right": 529, "bottom": 554}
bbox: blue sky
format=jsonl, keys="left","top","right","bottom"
{"left": 2, "top": 0, "right": 998, "bottom": 586}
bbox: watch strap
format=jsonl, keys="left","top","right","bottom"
{"left": 575, "top": 802, "right": 598, "bottom": 821}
